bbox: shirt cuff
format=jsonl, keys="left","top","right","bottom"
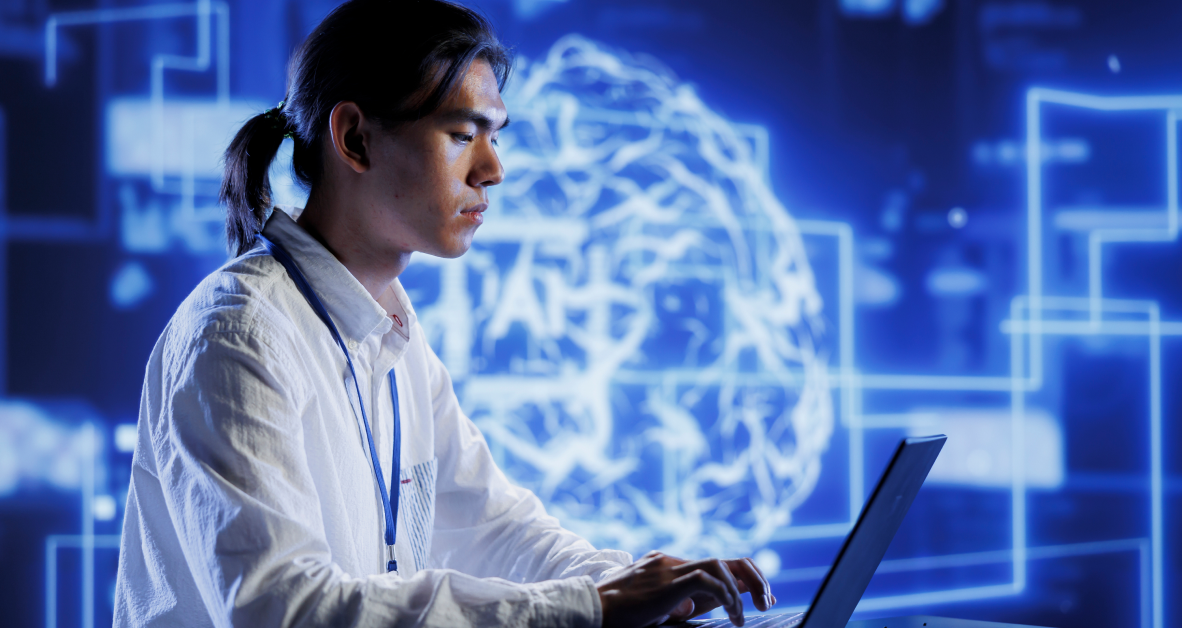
{"left": 528, "top": 576, "right": 604, "bottom": 628}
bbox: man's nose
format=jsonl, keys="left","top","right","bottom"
{"left": 471, "top": 142, "right": 504, "bottom": 187}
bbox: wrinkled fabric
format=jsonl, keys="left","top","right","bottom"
{"left": 114, "top": 208, "right": 631, "bottom": 628}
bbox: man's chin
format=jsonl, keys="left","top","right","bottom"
{"left": 427, "top": 234, "right": 475, "bottom": 259}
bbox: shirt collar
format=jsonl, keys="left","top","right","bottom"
{"left": 261, "top": 207, "right": 409, "bottom": 347}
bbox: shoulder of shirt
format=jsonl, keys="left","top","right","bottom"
{"left": 159, "top": 248, "right": 304, "bottom": 352}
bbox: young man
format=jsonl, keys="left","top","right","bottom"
{"left": 114, "top": 2, "right": 773, "bottom": 627}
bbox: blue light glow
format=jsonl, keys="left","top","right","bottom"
{"left": 1, "top": 2, "right": 1180, "bottom": 627}
{"left": 109, "top": 261, "right": 153, "bottom": 309}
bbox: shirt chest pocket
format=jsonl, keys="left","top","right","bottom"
{"left": 341, "top": 375, "right": 436, "bottom": 571}
{"left": 398, "top": 457, "right": 438, "bottom": 571}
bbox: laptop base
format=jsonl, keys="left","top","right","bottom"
{"left": 685, "top": 614, "right": 1052, "bottom": 628}
{"left": 847, "top": 615, "right": 1053, "bottom": 628}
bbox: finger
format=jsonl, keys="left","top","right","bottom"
{"left": 715, "top": 559, "right": 745, "bottom": 624}
{"left": 681, "top": 595, "right": 722, "bottom": 621}
{"left": 726, "top": 558, "right": 772, "bottom": 611}
{"left": 688, "top": 559, "right": 743, "bottom": 625}
{"left": 672, "top": 570, "right": 738, "bottom": 623}
{"left": 666, "top": 598, "right": 696, "bottom": 622}
{"left": 742, "top": 557, "right": 772, "bottom": 608}
{"left": 670, "top": 560, "right": 743, "bottom": 625}
{"left": 744, "top": 557, "right": 771, "bottom": 602}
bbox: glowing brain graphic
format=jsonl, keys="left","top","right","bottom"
{"left": 410, "top": 36, "right": 833, "bottom": 557}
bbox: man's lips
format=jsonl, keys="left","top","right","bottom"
{"left": 462, "top": 203, "right": 487, "bottom": 224}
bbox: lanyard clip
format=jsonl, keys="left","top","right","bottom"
{"left": 386, "top": 544, "right": 397, "bottom": 573}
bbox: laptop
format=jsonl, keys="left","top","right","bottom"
{"left": 686, "top": 434, "right": 947, "bottom": 628}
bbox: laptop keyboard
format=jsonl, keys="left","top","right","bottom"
{"left": 685, "top": 612, "right": 806, "bottom": 628}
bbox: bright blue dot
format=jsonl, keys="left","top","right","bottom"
{"left": 110, "top": 261, "right": 153, "bottom": 309}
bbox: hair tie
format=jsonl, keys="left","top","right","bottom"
{"left": 263, "top": 100, "right": 294, "bottom": 140}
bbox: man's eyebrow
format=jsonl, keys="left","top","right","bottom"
{"left": 441, "top": 107, "right": 510, "bottom": 132}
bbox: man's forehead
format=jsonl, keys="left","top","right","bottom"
{"left": 438, "top": 59, "right": 507, "bottom": 128}
{"left": 438, "top": 106, "right": 509, "bottom": 131}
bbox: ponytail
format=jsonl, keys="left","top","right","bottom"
{"left": 219, "top": 104, "right": 291, "bottom": 256}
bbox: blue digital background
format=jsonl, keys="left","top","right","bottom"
{"left": 0, "top": 1, "right": 1182, "bottom": 627}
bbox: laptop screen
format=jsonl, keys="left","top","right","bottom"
{"left": 685, "top": 435, "right": 947, "bottom": 628}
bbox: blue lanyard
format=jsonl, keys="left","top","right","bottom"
{"left": 258, "top": 234, "right": 403, "bottom": 573}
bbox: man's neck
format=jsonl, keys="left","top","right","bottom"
{"left": 295, "top": 192, "right": 411, "bottom": 301}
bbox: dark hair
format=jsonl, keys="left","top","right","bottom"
{"left": 219, "top": 0, "right": 511, "bottom": 256}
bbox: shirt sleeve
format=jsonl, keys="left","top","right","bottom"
{"left": 423, "top": 342, "right": 634, "bottom": 584}
{"left": 144, "top": 324, "right": 604, "bottom": 628}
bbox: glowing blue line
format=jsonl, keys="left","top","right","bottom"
{"left": 1005, "top": 296, "right": 1165, "bottom": 628}
{"left": 855, "top": 295, "right": 1168, "bottom": 618}
{"left": 44, "top": 3, "right": 212, "bottom": 86}
{"left": 1089, "top": 231, "right": 1103, "bottom": 324}
{"left": 1029, "top": 88, "right": 1182, "bottom": 112}
{"left": 42, "top": 534, "right": 123, "bottom": 548}
{"left": 1166, "top": 110, "right": 1180, "bottom": 235}
{"left": 849, "top": 378, "right": 864, "bottom": 518}
{"left": 1141, "top": 534, "right": 1152, "bottom": 628}
{"left": 150, "top": 1, "right": 231, "bottom": 189}
{"left": 1149, "top": 303, "right": 1163, "bottom": 628}
{"left": 1030, "top": 295, "right": 1160, "bottom": 311}
{"left": 44, "top": 2, "right": 231, "bottom": 195}
{"left": 82, "top": 423, "right": 95, "bottom": 628}
{"left": 778, "top": 237, "right": 1174, "bottom": 618}
{"left": 784, "top": 90, "right": 1176, "bottom": 621}
{"left": 44, "top": 537, "right": 54, "bottom": 628}
{"left": 770, "top": 522, "right": 853, "bottom": 541}
{"left": 1025, "top": 89, "right": 1045, "bottom": 390}
{"left": 855, "top": 374, "right": 1016, "bottom": 391}
{"left": 857, "top": 413, "right": 941, "bottom": 429}
{"left": 1087, "top": 107, "right": 1180, "bottom": 329}
{"left": 840, "top": 227, "right": 861, "bottom": 519}
{"left": 1009, "top": 301, "right": 1027, "bottom": 591}
{"left": 770, "top": 538, "right": 1150, "bottom": 626}
{"left": 1017, "top": 96, "right": 1176, "bottom": 619}
{"left": 859, "top": 540, "right": 1147, "bottom": 614}
{"left": 1019, "top": 87, "right": 1181, "bottom": 384}
{"left": 783, "top": 210, "right": 1177, "bottom": 616}
{"left": 873, "top": 538, "right": 1149, "bottom": 573}
{"left": 1088, "top": 225, "right": 1184, "bottom": 325}
{"left": 1025, "top": 89, "right": 1181, "bottom": 329}
{"left": 1000, "top": 319, "right": 1183, "bottom": 336}
{"left": 43, "top": 534, "right": 122, "bottom": 628}
{"left": 853, "top": 584, "right": 1022, "bottom": 612}
{"left": 772, "top": 565, "right": 830, "bottom": 583}
{"left": 773, "top": 89, "right": 1174, "bottom": 620}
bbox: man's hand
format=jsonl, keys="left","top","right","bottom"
{"left": 596, "top": 551, "right": 775, "bottom": 628}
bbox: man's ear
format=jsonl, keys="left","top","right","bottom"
{"left": 328, "top": 101, "right": 371, "bottom": 174}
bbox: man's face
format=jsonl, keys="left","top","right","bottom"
{"left": 368, "top": 59, "right": 507, "bottom": 259}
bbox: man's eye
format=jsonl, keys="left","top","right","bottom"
{"left": 452, "top": 133, "right": 473, "bottom": 143}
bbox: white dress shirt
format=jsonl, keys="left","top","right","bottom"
{"left": 114, "top": 208, "right": 631, "bottom": 627}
